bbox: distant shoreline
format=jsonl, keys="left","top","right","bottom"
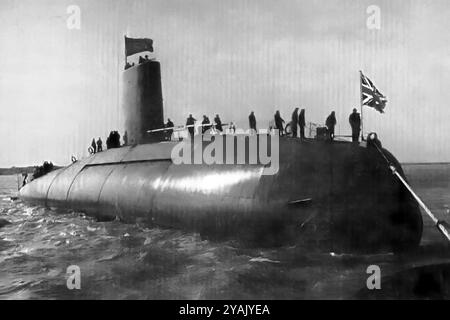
{"left": 0, "top": 167, "right": 36, "bottom": 176}
{"left": 402, "top": 162, "right": 450, "bottom": 166}
{"left": 0, "top": 165, "right": 62, "bottom": 176}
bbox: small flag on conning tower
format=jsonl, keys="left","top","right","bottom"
{"left": 360, "top": 71, "right": 388, "bottom": 113}
{"left": 125, "top": 36, "right": 154, "bottom": 57}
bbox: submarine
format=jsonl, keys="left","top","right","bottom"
{"left": 19, "top": 53, "right": 423, "bottom": 253}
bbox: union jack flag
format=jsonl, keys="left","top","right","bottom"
{"left": 360, "top": 71, "right": 388, "bottom": 113}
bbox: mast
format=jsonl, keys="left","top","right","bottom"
{"left": 124, "top": 35, "right": 127, "bottom": 66}
{"left": 359, "top": 70, "right": 364, "bottom": 141}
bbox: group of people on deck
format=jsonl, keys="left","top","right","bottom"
{"left": 322, "top": 109, "right": 361, "bottom": 142}
{"left": 89, "top": 108, "right": 361, "bottom": 150}
{"left": 183, "top": 114, "right": 225, "bottom": 139}
{"left": 162, "top": 108, "right": 361, "bottom": 142}
{"left": 89, "top": 130, "right": 129, "bottom": 154}
{"left": 249, "top": 108, "right": 361, "bottom": 142}
{"left": 124, "top": 55, "right": 152, "bottom": 70}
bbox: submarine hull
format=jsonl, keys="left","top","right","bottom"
{"left": 19, "top": 138, "right": 423, "bottom": 253}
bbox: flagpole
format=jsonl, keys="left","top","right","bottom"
{"left": 359, "top": 70, "right": 364, "bottom": 141}
{"left": 124, "top": 35, "right": 127, "bottom": 66}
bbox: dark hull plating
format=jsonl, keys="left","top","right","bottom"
{"left": 19, "top": 138, "right": 423, "bottom": 253}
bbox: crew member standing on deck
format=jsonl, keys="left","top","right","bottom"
{"left": 214, "top": 114, "right": 223, "bottom": 133}
{"left": 349, "top": 109, "right": 361, "bottom": 143}
{"left": 202, "top": 115, "right": 211, "bottom": 134}
{"left": 186, "top": 114, "right": 196, "bottom": 139}
{"left": 249, "top": 111, "right": 257, "bottom": 133}
{"left": 97, "top": 137, "right": 103, "bottom": 152}
{"left": 91, "top": 138, "right": 97, "bottom": 154}
{"left": 165, "top": 119, "right": 174, "bottom": 141}
{"left": 274, "top": 110, "right": 285, "bottom": 136}
{"left": 299, "top": 109, "right": 306, "bottom": 140}
{"left": 291, "top": 108, "right": 299, "bottom": 138}
{"left": 326, "top": 111, "right": 337, "bottom": 141}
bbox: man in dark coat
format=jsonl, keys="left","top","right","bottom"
{"left": 186, "top": 114, "right": 196, "bottom": 138}
{"left": 291, "top": 108, "right": 299, "bottom": 138}
{"left": 299, "top": 109, "right": 306, "bottom": 140}
{"left": 97, "top": 137, "right": 103, "bottom": 152}
{"left": 274, "top": 110, "right": 285, "bottom": 136}
{"left": 214, "top": 114, "right": 223, "bottom": 132}
{"left": 165, "top": 119, "right": 174, "bottom": 141}
{"left": 91, "top": 138, "right": 97, "bottom": 154}
{"left": 201, "top": 115, "right": 211, "bottom": 133}
{"left": 325, "top": 111, "right": 337, "bottom": 140}
{"left": 107, "top": 131, "right": 120, "bottom": 148}
{"left": 349, "top": 108, "right": 361, "bottom": 142}
{"left": 249, "top": 111, "right": 257, "bottom": 133}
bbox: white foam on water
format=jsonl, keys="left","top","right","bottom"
{"left": 249, "top": 257, "right": 280, "bottom": 264}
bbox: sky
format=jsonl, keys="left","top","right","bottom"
{"left": 0, "top": 0, "right": 449, "bottom": 167}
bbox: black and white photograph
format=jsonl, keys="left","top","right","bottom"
{"left": 0, "top": 0, "right": 450, "bottom": 305}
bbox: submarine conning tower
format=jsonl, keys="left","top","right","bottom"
{"left": 122, "top": 60, "right": 164, "bottom": 144}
